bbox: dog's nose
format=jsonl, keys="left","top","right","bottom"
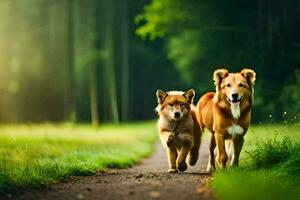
{"left": 232, "top": 93, "right": 238, "bottom": 100}
{"left": 174, "top": 112, "right": 180, "bottom": 118}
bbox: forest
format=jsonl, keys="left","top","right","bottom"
{"left": 0, "top": 0, "right": 299, "bottom": 125}
{"left": 0, "top": 1, "right": 300, "bottom": 199}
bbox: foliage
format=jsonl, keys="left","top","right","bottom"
{"left": 135, "top": 0, "right": 194, "bottom": 40}
{"left": 0, "top": 0, "right": 299, "bottom": 123}
{"left": 246, "top": 137, "right": 300, "bottom": 171}
{"left": 136, "top": 0, "right": 300, "bottom": 122}
{"left": 0, "top": 122, "right": 157, "bottom": 193}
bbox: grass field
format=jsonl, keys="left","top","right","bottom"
{"left": 0, "top": 122, "right": 157, "bottom": 193}
{"left": 209, "top": 123, "right": 300, "bottom": 200}
{"left": 1, "top": 121, "right": 299, "bottom": 199}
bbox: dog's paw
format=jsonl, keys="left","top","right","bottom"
{"left": 206, "top": 162, "right": 215, "bottom": 173}
{"left": 167, "top": 134, "right": 175, "bottom": 147}
{"left": 230, "top": 159, "right": 239, "bottom": 167}
{"left": 188, "top": 151, "right": 199, "bottom": 166}
{"left": 177, "top": 162, "right": 187, "bottom": 172}
{"left": 167, "top": 168, "right": 178, "bottom": 173}
{"left": 216, "top": 158, "right": 226, "bottom": 169}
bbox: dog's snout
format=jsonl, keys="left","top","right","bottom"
{"left": 231, "top": 93, "right": 238, "bottom": 100}
{"left": 174, "top": 112, "right": 180, "bottom": 118}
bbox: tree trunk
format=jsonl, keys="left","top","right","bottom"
{"left": 66, "top": 0, "right": 76, "bottom": 122}
{"left": 89, "top": 63, "right": 99, "bottom": 127}
{"left": 104, "top": 0, "right": 119, "bottom": 124}
{"left": 121, "top": 0, "right": 129, "bottom": 122}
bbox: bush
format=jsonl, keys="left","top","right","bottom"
{"left": 246, "top": 137, "right": 298, "bottom": 169}
{"left": 245, "top": 137, "right": 300, "bottom": 183}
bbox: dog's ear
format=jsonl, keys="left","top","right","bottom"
{"left": 183, "top": 89, "right": 195, "bottom": 104}
{"left": 213, "top": 69, "right": 229, "bottom": 90}
{"left": 241, "top": 68, "right": 256, "bottom": 85}
{"left": 156, "top": 89, "right": 168, "bottom": 104}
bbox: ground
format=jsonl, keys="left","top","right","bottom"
{"left": 5, "top": 140, "right": 213, "bottom": 200}
{"left": 2, "top": 124, "right": 299, "bottom": 200}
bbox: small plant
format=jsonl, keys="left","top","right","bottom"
{"left": 246, "top": 137, "right": 300, "bottom": 170}
{"left": 210, "top": 125, "right": 300, "bottom": 200}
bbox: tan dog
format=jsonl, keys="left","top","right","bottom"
{"left": 156, "top": 89, "right": 201, "bottom": 172}
{"left": 196, "top": 69, "right": 256, "bottom": 172}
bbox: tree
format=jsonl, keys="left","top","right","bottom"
{"left": 66, "top": 0, "right": 76, "bottom": 122}
{"left": 102, "top": 0, "right": 119, "bottom": 124}
{"left": 136, "top": 0, "right": 300, "bottom": 121}
{"left": 121, "top": 0, "right": 129, "bottom": 122}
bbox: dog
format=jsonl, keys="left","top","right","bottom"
{"left": 196, "top": 68, "right": 256, "bottom": 172}
{"left": 156, "top": 89, "right": 201, "bottom": 172}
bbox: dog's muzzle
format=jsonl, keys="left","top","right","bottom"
{"left": 228, "top": 96, "right": 243, "bottom": 104}
{"left": 174, "top": 112, "right": 181, "bottom": 119}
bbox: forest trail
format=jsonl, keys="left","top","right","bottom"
{"left": 10, "top": 139, "right": 213, "bottom": 200}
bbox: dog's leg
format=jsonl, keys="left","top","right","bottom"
{"left": 177, "top": 140, "right": 192, "bottom": 172}
{"left": 207, "top": 133, "right": 216, "bottom": 172}
{"left": 215, "top": 133, "right": 227, "bottom": 169}
{"left": 159, "top": 131, "right": 172, "bottom": 148}
{"left": 167, "top": 146, "right": 178, "bottom": 173}
{"left": 188, "top": 121, "right": 201, "bottom": 166}
{"left": 231, "top": 135, "right": 244, "bottom": 166}
{"left": 225, "top": 139, "right": 233, "bottom": 163}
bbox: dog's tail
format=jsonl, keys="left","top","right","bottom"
{"left": 188, "top": 106, "right": 202, "bottom": 166}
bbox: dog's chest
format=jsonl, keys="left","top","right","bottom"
{"left": 170, "top": 123, "right": 180, "bottom": 136}
{"left": 227, "top": 124, "right": 244, "bottom": 136}
{"left": 169, "top": 124, "right": 185, "bottom": 146}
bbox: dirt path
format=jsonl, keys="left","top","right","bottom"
{"left": 7, "top": 139, "right": 213, "bottom": 200}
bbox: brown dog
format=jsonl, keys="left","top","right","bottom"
{"left": 196, "top": 69, "right": 256, "bottom": 172}
{"left": 156, "top": 89, "right": 201, "bottom": 172}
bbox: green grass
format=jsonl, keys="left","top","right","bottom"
{"left": 0, "top": 122, "right": 157, "bottom": 193}
{"left": 210, "top": 123, "right": 300, "bottom": 200}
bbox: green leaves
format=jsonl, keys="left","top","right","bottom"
{"left": 135, "top": 0, "right": 192, "bottom": 40}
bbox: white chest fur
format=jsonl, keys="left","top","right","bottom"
{"left": 231, "top": 104, "right": 240, "bottom": 119}
{"left": 227, "top": 124, "right": 244, "bottom": 136}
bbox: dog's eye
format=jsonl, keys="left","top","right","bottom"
{"left": 239, "top": 83, "right": 244, "bottom": 87}
{"left": 226, "top": 84, "right": 231, "bottom": 87}
{"left": 168, "top": 103, "right": 173, "bottom": 107}
{"left": 180, "top": 103, "right": 184, "bottom": 107}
